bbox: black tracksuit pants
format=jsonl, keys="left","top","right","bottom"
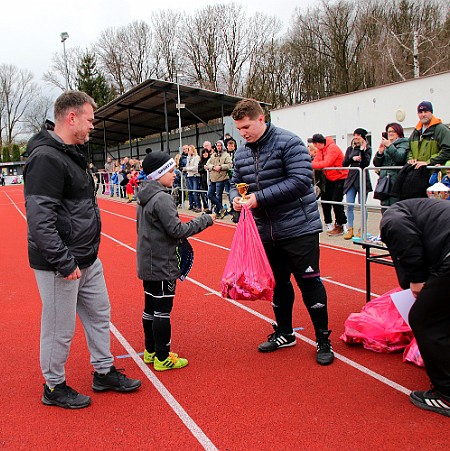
{"left": 321, "top": 178, "right": 347, "bottom": 226}
{"left": 264, "top": 234, "right": 329, "bottom": 338}
{"left": 409, "top": 274, "right": 450, "bottom": 396}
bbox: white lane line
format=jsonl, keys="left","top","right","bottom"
{"left": 323, "top": 278, "right": 380, "bottom": 298}
{"left": 11, "top": 196, "right": 411, "bottom": 407}
{"left": 99, "top": 206, "right": 235, "bottom": 229}
{"left": 110, "top": 323, "right": 218, "bottom": 451}
{"left": 8, "top": 198, "right": 218, "bottom": 451}
{"left": 185, "top": 278, "right": 410, "bottom": 396}
{"left": 100, "top": 208, "right": 381, "bottom": 297}
{"left": 104, "top": 231, "right": 411, "bottom": 397}
{"left": 320, "top": 243, "right": 366, "bottom": 256}
{"left": 4, "top": 191, "right": 27, "bottom": 220}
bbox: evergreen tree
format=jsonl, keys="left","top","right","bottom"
{"left": 11, "top": 144, "right": 21, "bottom": 161}
{"left": 2, "top": 146, "right": 11, "bottom": 163}
{"left": 76, "top": 51, "right": 116, "bottom": 107}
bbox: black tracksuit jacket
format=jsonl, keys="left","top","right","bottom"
{"left": 24, "top": 128, "right": 101, "bottom": 277}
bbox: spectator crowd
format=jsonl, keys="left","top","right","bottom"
{"left": 90, "top": 136, "right": 239, "bottom": 221}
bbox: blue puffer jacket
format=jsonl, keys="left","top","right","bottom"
{"left": 230, "top": 123, "right": 322, "bottom": 243}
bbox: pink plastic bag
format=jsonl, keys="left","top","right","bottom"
{"left": 340, "top": 287, "right": 414, "bottom": 353}
{"left": 403, "top": 338, "right": 425, "bottom": 367}
{"left": 221, "top": 205, "right": 274, "bottom": 301}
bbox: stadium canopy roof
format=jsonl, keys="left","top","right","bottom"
{"left": 90, "top": 78, "right": 268, "bottom": 147}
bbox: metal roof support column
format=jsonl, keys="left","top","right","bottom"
{"left": 221, "top": 103, "right": 225, "bottom": 139}
{"left": 127, "top": 108, "right": 133, "bottom": 157}
{"left": 195, "top": 123, "right": 199, "bottom": 149}
{"left": 159, "top": 132, "right": 163, "bottom": 152}
{"left": 163, "top": 91, "right": 170, "bottom": 154}
{"left": 103, "top": 119, "right": 107, "bottom": 164}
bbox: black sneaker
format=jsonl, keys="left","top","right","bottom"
{"left": 258, "top": 324, "right": 296, "bottom": 352}
{"left": 316, "top": 330, "right": 334, "bottom": 365}
{"left": 92, "top": 366, "right": 142, "bottom": 392}
{"left": 410, "top": 389, "right": 450, "bottom": 417}
{"left": 217, "top": 208, "right": 227, "bottom": 219}
{"left": 42, "top": 381, "right": 91, "bottom": 409}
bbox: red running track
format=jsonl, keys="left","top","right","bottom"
{"left": 0, "top": 185, "right": 447, "bottom": 450}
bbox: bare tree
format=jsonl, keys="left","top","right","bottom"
{"left": 217, "top": 4, "right": 281, "bottom": 95}
{"left": 43, "top": 46, "right": 84, "bottom": 92}
{"left": 0, "top": 64, "right": 38, "bottom": 146}
{"left": 375, "top": 0, "right": 450, "bottom": 81}
{"left": 95, "top": 20, "right": 155, "bottom": 94}
{"left": 244, "top": 33, "right": 287, "bottom": 108}
{"left": 23, "top": 95, "right": 54, "bottom": 135}
{"left": 181, "top": 5, "right": 225, "bottom": 91}
{"left": 151, "top": 10, "right": 182, "bottom": 80}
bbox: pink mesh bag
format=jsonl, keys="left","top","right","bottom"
{"left": 221, "top": 205, "right": 274, "bottom": 301}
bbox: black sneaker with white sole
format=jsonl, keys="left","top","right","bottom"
{"left": 42, "top": 381, "right": 91, "bottom": 409}
{"left": 92, "top": 366, "right": 142, "bottom": 392}
{"left": 316, "top": 329, "right": 334, "bottom": 365}
{"left": 410, "top": 389, "right": 450, "bottom": 417}
{"left": 258, "top": 324, "right": 296, "bottom": 352}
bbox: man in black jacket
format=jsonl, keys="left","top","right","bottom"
{"left": 24, "top": 91, "right": 141, "bottom": 409}
{"left": 230, "top": 99, "right": 333, "bottom": 365}
{"left": 380, "top": 198, "right": 450, "bottom": 418}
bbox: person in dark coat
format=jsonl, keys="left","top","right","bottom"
{"left": 137, "top": 150, "right": 215, "bottom": 371}
{"left": 373, "top": 123, "right": 409, "bottom": 211}
{"left": 24, "top": 90, "right": 141, "bottom": 409}
{"left": 380, "top": 198, "right": 450, "bottom": 418}
{"left": 230, "top": 99, "right": 334, "bottom": 366}
{"left": 343, "top": 128, "right": 373, "bottom": 237}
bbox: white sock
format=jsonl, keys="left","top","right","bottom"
{"left": 326, "top": 223, "right": 333, "bottom": 231}
{"left": 343, "top": 224, "right": 348, "bottom": 233}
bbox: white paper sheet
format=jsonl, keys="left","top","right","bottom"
{"left": 390, "top": 289, "right": 416, "bottom": 327}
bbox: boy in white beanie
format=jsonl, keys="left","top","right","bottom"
{"left": 137, "top": 150, "right": 216, "bottom": 371}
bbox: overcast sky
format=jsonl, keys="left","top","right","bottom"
{"left": 2, "top": 0, "right": 318, "bottom": 98}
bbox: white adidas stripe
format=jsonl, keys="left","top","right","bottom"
{"left": 426, "top": 398, "right": 450, "bottom": 409}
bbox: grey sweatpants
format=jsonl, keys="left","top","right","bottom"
{"left": 34, "top": 258, "right": 114, "bottom": 388}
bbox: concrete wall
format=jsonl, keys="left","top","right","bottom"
{"left": 270, "top": 71, "right": 450, "bottom": 151}
{"left": 270, "top": 71, "right": 450, "bottom": 206}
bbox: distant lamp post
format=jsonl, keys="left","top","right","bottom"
{"left": 60, "top": 32, "right": 69, "bottom": 90}
{"left": 175, "top": 70, "right": 185, "bottom": 153}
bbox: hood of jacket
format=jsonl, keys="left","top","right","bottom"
{"left": 136, "top": 180, "right": 170, "bottom": 206}
{"left": 415, "top": 115, "right": 442, "bottom": 131}
{"left": 324, "top": 136, "right": 336, "bottom": 148}
{"left": 26, "top": 127, "right": 88, "bottom": 169}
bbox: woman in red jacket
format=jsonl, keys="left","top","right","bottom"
{"left": 311, "top": 134, "right": 348, "bottom": 235}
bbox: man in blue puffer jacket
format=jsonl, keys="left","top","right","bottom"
{"left": 230, "top": 99, "right": 334, "bottom": 365}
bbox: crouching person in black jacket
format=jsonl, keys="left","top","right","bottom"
{"left": 24, "top": 91, "right": 141, "bottom": 409}
{"left": 380, "top": 198, "right": 450, "bottom": 418}
{"left": 230, "top": 99, "right": 334, "bottom": 366}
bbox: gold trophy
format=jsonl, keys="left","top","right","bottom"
{"left": 236, "top": 183, "right": 249, "bottom": 203}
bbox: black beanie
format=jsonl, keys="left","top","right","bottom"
{"left": 353, "top": 128, "right": 368, "bottom": 140}
{"left": 311, "top": 133, "right": 326, "bottom": 144}
{"left": 142, "top": 150, "right": 174, "bottom": 180}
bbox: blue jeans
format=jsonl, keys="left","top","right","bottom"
{"left": 346, "top": 185, "right": 368, "bottom": 228}
{"left": 186, "top": 176, "right": 201, "bottom": 208}
{"left": 207, "top": 180, "right": 226, "bottom": 213}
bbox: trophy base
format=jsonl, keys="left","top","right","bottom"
{"left": 238, "top": 198, "right": 248, "bottom": 204}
